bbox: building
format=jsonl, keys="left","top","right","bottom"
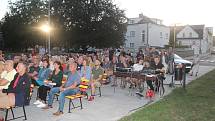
{"left": 170, "top": 25, "right": 213, "bottom": 54}
{"left": 124, "top": 14, "right": 170, "bottom": 51}
{"left": 213, "top": 36, "right": 215, "bottom": 46}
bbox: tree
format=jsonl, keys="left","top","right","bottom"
{"left": 1, "top": 0, "right": 48, "bottom": 51}
{"left": 1, "top": 0, "right": 127, "bottom": 51}
{"left": 51, "top": 0, "right": 127, "bottom": 48}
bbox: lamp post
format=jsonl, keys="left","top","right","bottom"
{"left": 173, "top": 24, "right": 176, "bottom": 49}
{"left": 40, "top": 24, "right": 51, "bottom": 54}
{"left": 48, "top": 0, "right": 51, "bottom": 55}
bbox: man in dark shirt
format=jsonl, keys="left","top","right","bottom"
{"left": 150, "top": 56, "right": 165, "bottom": 92}
{"left": 151, "top": 56, "right": 165, "bottom": 73}
{"left": 28, "top": 58, "right": 40, "bottom": 86}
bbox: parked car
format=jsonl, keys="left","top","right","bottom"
{"left": 211, "top": 49, "right": 215, "bottom": 55}
{"left": 174, "top": 54, "right": 193, "bottom": 73}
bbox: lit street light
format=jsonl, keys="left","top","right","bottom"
{"left": 40, "top": 24, "right": 50, "bottom": 33}
{"left": 40, "top": 24, "right": 51, "bottom": 53}
{"left": 40, "top": 0, "right": 51, "bottom": 55}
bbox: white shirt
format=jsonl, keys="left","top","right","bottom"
{"left": 0, "top": 69, "right": 17, "bottom": 89}
{"left": 133, "top": 64, "right": 144, "bottom": 71}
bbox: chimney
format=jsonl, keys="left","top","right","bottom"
{"left": 139, "top": 13, "right": 144, "bottom": 18}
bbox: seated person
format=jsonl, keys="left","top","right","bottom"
{"left": 116, "top": 55, "right": 130, "bottom": 88}
{"left": 0, "top": 60, "right": 17, "bottom": 89}
{"left": 77, "top": 56, "right": 83, "bottom": 71}
{"left": 80, "top": 58, "right": 91, "bottom": 81}
{"left": 102, "top": 56, "right": 113, "bottom": 84}
{"left": 0, "top": 62, "right": 30, "bottom": 108}
{"left": 0, "top": 61, "right": 5, "bottom": 78}
{"left": 13, "top": 55, "right": 21, "bottom": 69}
{"left": 28, "top": 57, "right": 40, "bottom": 84}
{"left": 42, "top": 63, "right": 81, "bottom": 116}
{"left": 32, "top": 59, "right": 51, "bottom": 86}
{"left": 131, "top": 59, "right": 144, "bottom": 90}
{"left": 0, "top": 50, "right": 5, "bottom": 62}
{"left": 88, "top": 59, "right": 104, "bottom": 101}
{"left": 133, "top": 59, "right": 144, "bottom": 71}
{"left": 34, "top": 61, "right": 63, "bottom": 108}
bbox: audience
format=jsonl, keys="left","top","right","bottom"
{"left": 43, "top": 63, "right": 81, "bottom": 116}
{"left": 0, "top": 47, "right": 175, "bottom": 119}
{"left": 0, "top": 62, "right": 30, "bottom": 113}
{"left": 35, "top": 61, "right": 63, "bottom": 108}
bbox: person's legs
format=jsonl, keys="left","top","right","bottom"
{"left": 91, "top": 82, "right": 96, "bottom": 96}
{"left": 146, "top": 80, "right": 154, "bottom": 91}
{"left": 39, "top": 85, "right": 51, "bottom": 102}
{"left": 47, "top": 87, "right": 60, "bottom": 106}
{"left": 58, "top": 89, "right": 77, "bottom": 112}
{"left": 89, "top": 81, "right": 101, "bottom": 101}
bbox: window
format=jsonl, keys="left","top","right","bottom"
{"left": 192, "top": 41, "right": 196, "bottom": 45}
{"left": 179, "top": 41, "right": 182, "bottom": 46}
{"left": 130, "top": 20, "right": 134, "bottom": 24}
{"left": 130, "top": 43, "right": 134, "bottom": 48}
{"left": 165, "top": 33, "right": 168, "bottom": 39}
{"left": 183, "top": 33, "right": 185, "bottom": 38}
{"left": 130, "top": 31, "right": 135, "bottom": 37}
{"left": 189, "top": 32, "right": 192, "bottom": 37}
{"left": 160, "top": 32, "right": 163, "bottom": 38}
{"left": 142, "top": 30, "right": 145, "bottom": 42}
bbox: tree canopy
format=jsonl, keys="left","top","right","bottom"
{"left": 1, "top": 0, "right": 127, "bottom": 51}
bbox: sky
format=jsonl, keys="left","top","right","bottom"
{"left": 0, "top": 0, "right": 215, "bottom": 34}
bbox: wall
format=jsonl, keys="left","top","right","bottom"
{"left": 125, "top": 23, "right": 170, "bottom": 50}
{"left": 148, "top": 23, "right": 170, "bottom": 47}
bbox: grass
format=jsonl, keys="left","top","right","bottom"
{"left": 120, "top": 69, "right": 215, "bottom": 121}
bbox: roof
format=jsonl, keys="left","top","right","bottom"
{"left": 169, "top": 25, "right": 204, "bottom": 40}
{"left": 127, "top": 14, "right": 163, "bottom": 26}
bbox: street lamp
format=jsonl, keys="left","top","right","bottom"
{"left": 172, "top": 23, "right": 182, "bottom": 50}
{"left": 40, "top": 24, "right": 51, "bottom": 53}
{"left": 40, "top": 24, "right": 50, "bottom": 33}
{"left": 48, "top": 0, "right": 51, "bottom": 56}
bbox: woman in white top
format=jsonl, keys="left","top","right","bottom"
{"left": 130, "top": 59, "right": 144, "bottom": 89}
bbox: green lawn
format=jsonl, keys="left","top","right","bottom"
{"left": 120, "top": 69, "right": 215, "bottom": 121}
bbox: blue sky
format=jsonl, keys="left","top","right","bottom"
{"left": 0, "top": 0, "right": 215, "bottom": 34}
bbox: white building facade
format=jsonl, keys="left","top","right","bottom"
{"left": 175, "top": 25, "right": 213, "bottom": 55}
{"left": 124, "top": 14, "right": 170, "bottom": 51}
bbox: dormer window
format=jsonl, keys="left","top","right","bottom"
{"left": 183, "top": 33, "right": 185, "bottom": 38}
{"left": 189, "top": 32, "right": 192, "bottom": 37}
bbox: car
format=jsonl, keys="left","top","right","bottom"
{"left": 211, "top": 49, "right": 215, "bottom": 55}
{"left": 174, "top": 54, "right": 193, "bottom": 73}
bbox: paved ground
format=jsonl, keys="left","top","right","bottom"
{"left": 2, "top": 55, "right": 215, "bottom": 121}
